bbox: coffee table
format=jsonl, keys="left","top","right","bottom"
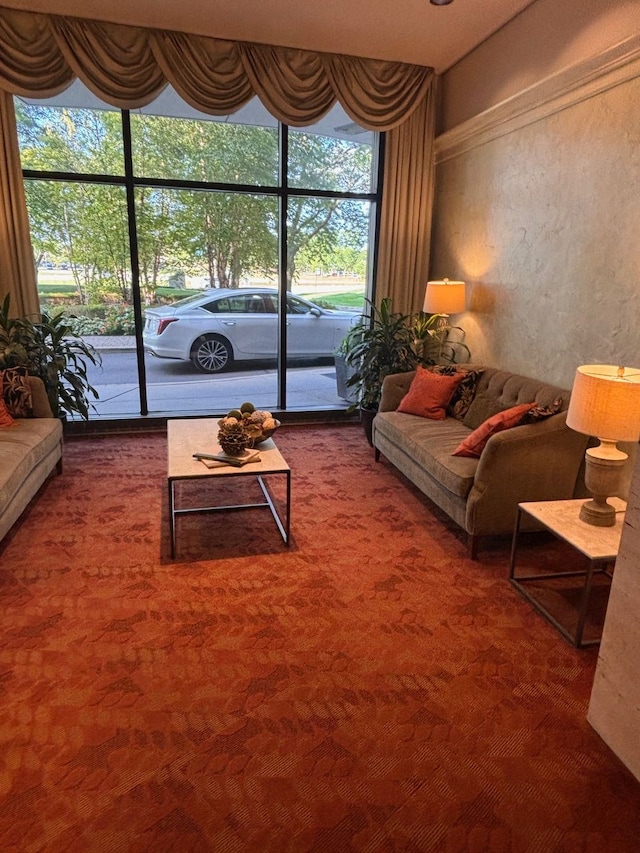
{"left": 167, "top": 418, "right": 290, "bottom": 558}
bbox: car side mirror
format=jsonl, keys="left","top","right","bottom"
{"left": 309, "top": 307, "right": 322, "bottom": 317}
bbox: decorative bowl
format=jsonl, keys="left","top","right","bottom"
{"left": 250, "top": 420, "right": 281, "bottom": 445}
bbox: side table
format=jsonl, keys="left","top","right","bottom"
{"left": 509, "top": 497, "right": 626, "bottom": 648}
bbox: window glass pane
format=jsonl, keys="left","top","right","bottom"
{"left": 139, "top": 188, "right": 280, "bottom": 413}
{"left": 288, "top": 102, "right": 375, "bottom": 193}
{"left": 131, "top": 89, "right": 279, "bottom": 185}
{"left": 15, "top": 89, "right": 124, "bottom": 176}
{"left": 136, "top": 187, "right": 278, "bottom": 303}
{"left": 25, "top": 180, "right": 131, "bottom": 304}
{"left": 286, "top": 197, "right": 368, "bottom": 362}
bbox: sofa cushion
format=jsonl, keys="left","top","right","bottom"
{"left": 374, "top": 410, "right": 478, "bottom": 498}
{"left": 462, "top": 393, "right": 506, "bottom": 431}
{"left": 0, "top": 418, "right": 62, "bottom": 509}
{"left": 430, "top": 365, "right": 485, "bottom": 420}
{"left": 397, "top": 367, "right": 464, "bottom": 420}
{"left": 1, "top": 367, "right": 33, "bottom": 418}
{"left": 453, "top": 402, "right": 536, "bottom": 458}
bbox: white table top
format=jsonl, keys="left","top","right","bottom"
{"left": 167, "top": 418, "right": 289, "bottom": 480}
{"left": 518, "top": 497, "right": 627, "bottom": 561}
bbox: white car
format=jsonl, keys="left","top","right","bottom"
{"left": 143, "top": 288, "right": 360, "bottom": 373}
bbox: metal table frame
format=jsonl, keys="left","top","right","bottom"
{"left": 169, "top": 468, "right": 290, "bottom": 559}
{"left": 509, "top": 498, "right": 625, "bottom": 648}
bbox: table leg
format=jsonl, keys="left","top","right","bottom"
{"left": 256, "top": 472, "right": 290, "bottom": 545}
{"left": 574, "top": 559, "right": 597, "bottom": 648}
{"left": 169, "top": 479, "right": 176, "bottom": 559}
{"left": 509, "top": 506, "right": 523, "bottom": 579}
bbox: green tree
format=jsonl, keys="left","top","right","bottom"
{"left": 16, "top": 98, "right": 374, "bottom": 304}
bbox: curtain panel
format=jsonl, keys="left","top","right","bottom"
{"left": 0, "top": 4, "right": 435, "bottom": 317}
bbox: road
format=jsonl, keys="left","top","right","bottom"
{"left": 86, "top": 350, "right": 333, "bottom": 385}
{"left": 84, "top": 350, "right": 344, "bottom": 417}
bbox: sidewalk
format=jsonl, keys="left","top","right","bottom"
{"left": 80, "top": 335, "right": 348, "bottom": 417}
{"left": 86, "top": 335, "right": 136, "bottom": 352}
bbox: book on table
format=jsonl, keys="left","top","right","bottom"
{"left": 195, "top": 448, "right": 261, "bottom": 468}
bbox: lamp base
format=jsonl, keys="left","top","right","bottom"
{"left": 579, "top": 498, "right": 616, "bottom": 527}
{"left": 580, "top": 448, "right": 627, "bottom": 527}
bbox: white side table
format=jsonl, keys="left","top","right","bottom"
{"left": 509, "top": 497, "right": 626, "bottom": 648}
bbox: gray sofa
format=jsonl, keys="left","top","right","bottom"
{"left": 0, "top": 376, "right": 63, "bottom": 544}
{"left": 372, "top": 366, "right": 590, "bottom": 558}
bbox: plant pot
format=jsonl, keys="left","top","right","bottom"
{"left": 334, "top": 354, "right": 358, "bottom": 403}
{"left": 360, "top": 406, "right": 377, "bottom": 447}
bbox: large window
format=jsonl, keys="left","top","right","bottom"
{"left": 16, "top": 82, "right": 380, "bottom": 418}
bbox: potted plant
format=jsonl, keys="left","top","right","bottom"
{"left": 343, "top": 297, "right": 418, "bottom": 444}
{"left": 0, "top": 295, "right": 101, "bottom": 420}
{"left": 412, "top": 310, "right": 471, "bottom": 366}
{"left": 333, "top": 336, "right": 358, "bottom": 404}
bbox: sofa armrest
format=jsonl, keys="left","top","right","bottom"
{"left": 465, "top": 412, "right": 590, "bottom": 535}
{"left": 28, "top": 376, "right": 55, "bottom": 418}
{"left": 379, "top": 371, "right": 416, "bottom": 412}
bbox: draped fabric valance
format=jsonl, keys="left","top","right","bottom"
{"left": 0, "top": 6, "right": 433, "bottom": 130}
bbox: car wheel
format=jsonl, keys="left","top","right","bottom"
{"left": 190, "top": 335, "right": 233, "bottom": 373}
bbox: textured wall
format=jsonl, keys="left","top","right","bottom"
{"left": 440, "top": 0, "right": 638, "bottom": 131}
{"left": 431, "top": 72, "right": 640, "bottom": 392}
{"left": 433, "top": 37, "right": 640, "bottom": 781}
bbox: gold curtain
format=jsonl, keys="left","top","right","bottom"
{"left": 0, "top": 5, "right": 436, "bottom": 317}
{"left": 0, "top": 8, "right": 433, "bottom": 126}
{"left": 0, "top": 88, "right": 38, "bottom": 318}
{"left": 376, "top": 88, "right": 437, "bottom": 315}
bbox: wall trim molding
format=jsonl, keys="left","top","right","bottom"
{"left": 435, "top": 34, "right": 640, "bottom": 164}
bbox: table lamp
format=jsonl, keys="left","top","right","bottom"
{"left": 566, "top": 364, "right": 640, "bottom": 526}
{"left": 424, "top": 278, "right": 466, "bottom": 317}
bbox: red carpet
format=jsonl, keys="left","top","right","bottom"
{"left": 1, "top": 423, "right": 639, "bottom": 851}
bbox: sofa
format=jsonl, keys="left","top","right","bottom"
{"left": 372, "top": 366, "right": 590, "bottom": 558}
{"left": 0, "top": 376, "right": 63, "bottom": 544}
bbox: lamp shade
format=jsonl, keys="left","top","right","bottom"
{"left": 424, "top": 279, "right": 466, "bottom": 314}
{"left": 566, "top": 364, "right": 640, "bottom": 442}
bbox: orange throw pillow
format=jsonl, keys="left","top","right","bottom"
{"left": 397, "top": 367, "right": 465, "bottom": 420}
{"left": 0, "top": 397, "right": 16, "bottom": 428}
{"left": 452, "top": 402, "right": 535, "bottom": 458}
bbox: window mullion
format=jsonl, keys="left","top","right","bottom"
{"left": 121, "top": 109, "right": 148, "bottom": 416}
{"left": 277, "top": 123, "right": 289, "bottom": 411}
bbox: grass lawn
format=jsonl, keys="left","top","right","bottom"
{"left": 36, "top": 273, "right": 366, "bottom": 312}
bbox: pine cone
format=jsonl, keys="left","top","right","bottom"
{"left": 218, "top": 421, "right": 248, "bottom": 457}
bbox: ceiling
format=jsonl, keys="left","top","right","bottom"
{"left": 2, "top": 0, "right": 539, "bottom": 73}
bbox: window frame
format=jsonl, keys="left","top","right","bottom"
{"left": 18, "top": 99, "right": 384, "bottom": 417}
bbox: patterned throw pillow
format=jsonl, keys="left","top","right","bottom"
{"left": 521, "top": 396, "right": 563, "bottom": 423}
{"left": 0, "top": 397, "right": 16, "bottom": 428}
{"left": 452, "top": 402, "right": 536, "bottom": 458}
{"left": 1, "top": 367, "right": 33, "bottom": 418}
{"left": 431, "top": 365, "right": 485, "bottom": 421}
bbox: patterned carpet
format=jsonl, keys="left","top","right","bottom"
{"left": 1, "top": 423, "right": 639, "bottom": 852}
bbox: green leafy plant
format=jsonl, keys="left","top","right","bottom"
{"left": 343, "top": 297, "right": 418, "bottom": 411}
{"left": 341, "top": 297, "right": 472, "bottom": 415}
{"left": 0, "top": 295, "right": 35, "bottom": 368}
{"left": 412, "top": 311, "right": 471, "bottom": 366}
{"left": 0, "top": 294, "right": 102, "bottom": 420}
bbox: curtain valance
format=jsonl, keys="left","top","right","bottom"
{"left": 0, "top": 6, "right": 433, "bottom": 130}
